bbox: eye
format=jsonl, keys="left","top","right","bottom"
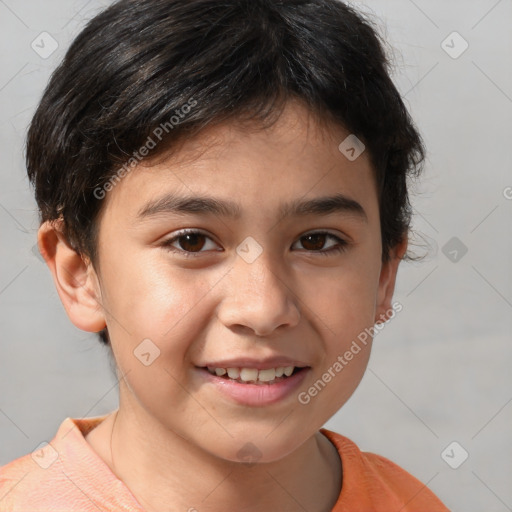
{"left": 161, "top": 229, "right": 220, "bottom": 257}
{"left": 161, "top": 229, "right": 348, "bottom": 258}
{"left": 292, "top": 231, "right": 348, "bottom": 256}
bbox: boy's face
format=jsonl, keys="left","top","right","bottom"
{"left": 45, "top": 100, "right": 404, "bottom": 462}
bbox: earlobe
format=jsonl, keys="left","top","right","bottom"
{"left": 37, "top": 220, "right": 106, "bottom": 333}
{"left": 374, "top": 238, "right": 407, "bottom": 324}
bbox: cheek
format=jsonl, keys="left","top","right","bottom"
{"left": 298, "top": 249, "right": 380, "bottom": 400}
{"left": 303, "top": 254, "right": 381, "bottom": 338}
{"left": 294, "top": 270, "right": 377, "bottom": 430}
{"left": 100, "top": 252, "right": 219, "bottom": 372}
{"left": 101, "top": 261, "right": 217, "bottom": 423}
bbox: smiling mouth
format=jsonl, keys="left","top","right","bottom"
{"left": 203, "top": 366, "right": 307, "bottom": 385}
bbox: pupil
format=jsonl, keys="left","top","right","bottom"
{"left": 181, "top": 234, "right": 205, "bottom": 252}
{"left": 302, "top": 234, "right": 325, "bottom": 251}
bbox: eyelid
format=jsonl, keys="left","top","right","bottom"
{"left": 293, "top": 231, "right": 348, "bottom": 255}
{"left": 161, "top": 228, "right": 221, "bottom": 256}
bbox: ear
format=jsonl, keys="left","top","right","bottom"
{"left": 374, "top": 237, "right": 407, "bottom": 324}
{"left": 37, "top": 219, "right": 106, "bottom": 332}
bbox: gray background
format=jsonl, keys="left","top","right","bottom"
{"left": 1, "top": 1, "right": 511, "bottom": 510}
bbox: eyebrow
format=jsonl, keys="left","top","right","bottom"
{"left": 136, "top": 192, "right": 368, "bottom": 223}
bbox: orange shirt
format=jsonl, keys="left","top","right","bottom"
{"left": 0, "top": 415, "right": 449, "bottom": 511}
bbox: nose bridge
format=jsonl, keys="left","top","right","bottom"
{"left": 218, "top": 240, "right": 300, "bottom": 336}
{"left": 234, "top": 233, "right": 280, "bottom": 287}
{"left": 233, "top": 242, "right": 286, "bottom": 304}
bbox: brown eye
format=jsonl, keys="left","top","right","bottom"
{"left": 161, "top": 229, "right": 219, "bottom": 257}
{"left": 300, "top": 233, "right": 328, "bottom": 251}
{"left": 175, "top": 233, "right": 206, "bottom": 252}
{"left": 293, "top": 232, "right": 348, "bottom": 255}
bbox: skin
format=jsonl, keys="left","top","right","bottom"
{"left": 38, "top": 100, "right": 406, "bottom": 512}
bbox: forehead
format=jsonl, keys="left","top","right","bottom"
{"left": 97, "top": 101, "right": 378, "bottom": 226}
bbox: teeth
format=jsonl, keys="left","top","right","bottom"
{"left": 258, "top": 368, "right": 276, "bottom": 382}
{"left": 206, "top": 365, "right": 299, "bottom": 383}
{"left": 227, "top": 368, "right": 240, "bottom": 379}
{"left": 283, "top": 366, "right": 294, "bottom": 377}
{"left": 240, "top": 368, "right": 259, "bottom": 382}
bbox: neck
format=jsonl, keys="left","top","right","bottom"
{"left": 93, "top": 405, "right": 341, "bottom": 512}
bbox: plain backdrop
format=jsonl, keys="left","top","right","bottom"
{"left": 1, "top": 1, "right": 511, "bottom": 510}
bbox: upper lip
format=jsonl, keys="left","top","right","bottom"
{"left": 198, "top": 357, "right": 310, "bottom": 370}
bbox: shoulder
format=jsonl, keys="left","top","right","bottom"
{"left": 0, "top": 416, "right": 114, "bottom": 512}
{"left": 0, "top": 448, "right": 67, "bottom": 512}
{"left": 321, "top": 429, "right": 450, "bottom": 512}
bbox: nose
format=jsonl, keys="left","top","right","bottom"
{"left": 216, "top": 251, "right": 301, "bottom": 337}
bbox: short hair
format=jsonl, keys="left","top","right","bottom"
{"left": 26, "top": 0, "right": 425, "bottom": 346}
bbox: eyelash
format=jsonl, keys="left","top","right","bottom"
{"left": 160, "top": 229, "right": 348, "bottom": 258}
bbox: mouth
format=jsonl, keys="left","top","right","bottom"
{"left": 196, "top": 356, "right": 311, "bottom": 406}
{"left": 203, "top": 365, "right": 307, "bottom": 385}
{"left": 198, "top": 364, "right": 310, "bottom": 406}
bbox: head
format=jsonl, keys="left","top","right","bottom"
{"left": 29, "top": 0, "right": 424, "bottom": 461}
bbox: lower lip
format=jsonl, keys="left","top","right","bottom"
{"left": 197, "top": 367, "right": 310, "bottom": 407}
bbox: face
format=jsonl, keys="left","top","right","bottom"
{"left": 68, "top": 101, "right": 402, "bottom": 462}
